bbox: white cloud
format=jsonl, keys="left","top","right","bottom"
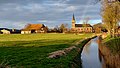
{"left": 37, "top": 20, "right": 48, "bottom": 23}
{"left": 78, "top": 19, "right": 102, "bottom": 25}
{"left": 0, "top": 20, "right": 29, "bottom": 29}
{"left": 66, "top": 6, "right": 76, "bottom": 12}
{"left": 0, "top": 0, "right": 102, "bottom": 29}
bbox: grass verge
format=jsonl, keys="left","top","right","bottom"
{"left": 103, "top": 37, "right": 120, "bottom": 55}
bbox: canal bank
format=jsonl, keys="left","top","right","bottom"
{"left": 71, "top": 36, "right": 120, "bottom": 68}
{"left": 70, "top": 36, "right": 97, "bottom": 68}
{"left": 99, "top": 37, "right": 120, "bottom": 68}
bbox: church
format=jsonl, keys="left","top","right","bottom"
{"left": 71, "top": 14, "right": 93, "bottom": 33}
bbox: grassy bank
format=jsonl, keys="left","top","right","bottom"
{"left": 103, "top": 37, "right": 120, "bottom": 55}
{"left": 69, "top": 37, "right": 93, "bottom": 68}
{"left": 0, "top": 33, "right": 93, "bottom": 68}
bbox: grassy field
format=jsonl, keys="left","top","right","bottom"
{"left": 0, "top": 33, "right": 93, "bottom": 68}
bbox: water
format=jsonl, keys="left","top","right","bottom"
{"left": 81, "top": 37, "right": 102, "bottom": 68}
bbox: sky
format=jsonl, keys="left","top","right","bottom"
{"left": 0, "top": 0, "right": 102, "bottom": 29}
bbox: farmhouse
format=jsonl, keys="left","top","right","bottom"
{"left": 0, "top": 29, "right": 10, "bottom": 34}
{"left": 71, "top": 14, "right": 93, "bottom": 33}
{"left": 21, "top": 24, "right": 47, "bottom": 34}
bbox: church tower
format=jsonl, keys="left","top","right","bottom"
{"left": 72, "top": 14, "right": 76, "bottom": 28}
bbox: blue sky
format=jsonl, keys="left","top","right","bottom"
{"left": 0, "top": 0, "right": 101, "bottom": 29}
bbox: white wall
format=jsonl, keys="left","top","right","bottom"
{"left": 21, "top": 31, "right": 31, "bottom": 34}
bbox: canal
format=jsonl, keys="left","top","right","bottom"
{"left": 81, "top": 37, "right": 103, "bottom": 68}
{"left": 80, "top": 37, "right": 120, "bottom": 68}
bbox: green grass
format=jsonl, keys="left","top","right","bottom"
{"left": 0, "top": 33, "right": 93, "bottom": 68}
{"left": 104, "top": 37, "right": 120, "bottom": 55}
{"left": 0, "top": 33, "right": 92, "bottom": 41}
{"left": 102, "top": 35, "right": 113, "bottom": 43}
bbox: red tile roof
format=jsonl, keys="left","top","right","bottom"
{"left": 22, "top": 24, "right": 45, "bottom": 31}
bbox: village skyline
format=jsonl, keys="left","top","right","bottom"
{"left": 0, "top": 0, "right": 120, "bottom": 68}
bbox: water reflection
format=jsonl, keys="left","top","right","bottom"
{"left": 81, "top": 37, "right": 102, "bottom": 68}
{"left": 81, "top": 37, "right": 120, "bottom": 68}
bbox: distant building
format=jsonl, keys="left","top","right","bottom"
{"left": 1, "top": 29, "right": 10, "bottom": 34}
{"left": 11, "top": 29, "right": 21, "bottom": 34}
{"left": 0, "top": 28, "right": 11, "bottom": 34}
{"left": 71, "top": 14, "right": 93, "bottom": 33}
{"left": 21, "top": 24, "right": 47, "bottom": 34}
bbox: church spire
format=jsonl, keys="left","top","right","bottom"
{"left": 72, "top": 13, "right": 76, "bottom": 23}
{"left": 72, "top": 13, "right": 75, "bottom": 21}
{"left": 72, "top": 13, "right": 76, "bottom": 28}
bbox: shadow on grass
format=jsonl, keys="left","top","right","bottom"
{"left": 0, "top": 42, "right": 72, "bottom": 67}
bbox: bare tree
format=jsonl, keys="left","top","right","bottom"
{"left": 83, "top": 17, "right": 90, "bottom": 33}
{"left": 59, "top": 24, "right": 68, "bottom": 33}
{"left": 101, "top": 0, "right": 120, "bottom": 37}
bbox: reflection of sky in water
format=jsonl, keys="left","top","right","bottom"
{"left": 81, "top": 37, "right": 102, "bottom": 68}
